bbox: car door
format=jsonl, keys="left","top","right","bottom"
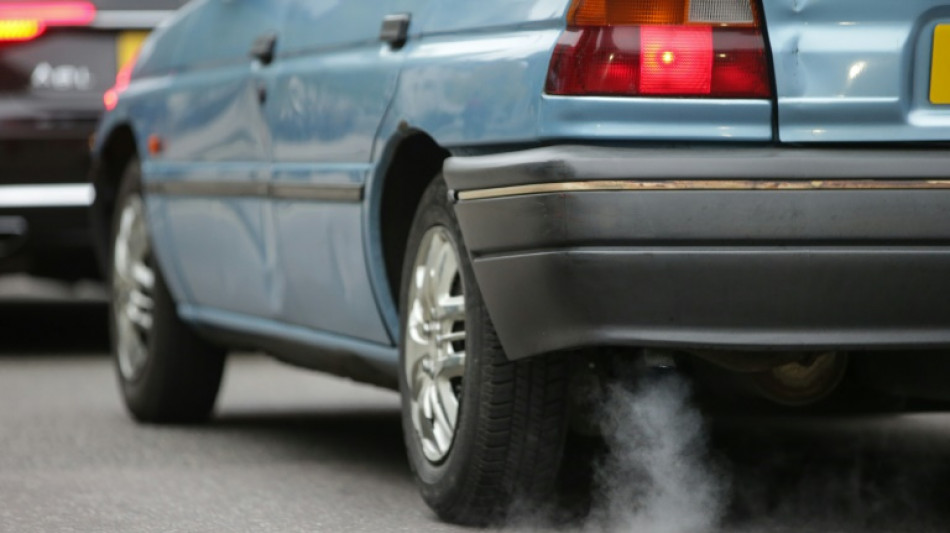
{"left": 261, "top": 0, "right": 422, "bottom": 344}
{"left": 148, "top": 0, "right": 283, "bottom": 318}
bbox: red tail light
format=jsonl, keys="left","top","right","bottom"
{"left": 0, "top": 2, "right": 96, "bottom": 43}
{"left": 546, "top": 0, "right": 771, "bottom": 99}
{"left": 104, "top": 52, "right": 138, "bottom": 111}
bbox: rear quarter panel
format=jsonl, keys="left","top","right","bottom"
{"left": 384, "top": 0, "right": 570, "bottom": 148}
{"left": 377, "top": 0, "right": 772, "bottom": 152}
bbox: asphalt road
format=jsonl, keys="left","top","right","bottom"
{"left": 2, "top": 303, "right": 950, "bottom": 532}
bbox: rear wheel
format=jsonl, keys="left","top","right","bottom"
{"left": 110, "top": 156, "right": 226, "bottom": 423}
{"left": 398, "top": 176, "right": 570, "bottom": 526}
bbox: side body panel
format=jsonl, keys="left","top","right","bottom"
{"left": 383, "top": 0, "right": 568, "bottom": 149}
{"left": 260, "top": 0, "right": 403, "bottom": 344}
{"left": 142, "top": 0, "right": 284, "bottom": 318}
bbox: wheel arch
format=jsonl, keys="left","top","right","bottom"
{"left": 91, "top": 123, "right": 139, "bottom": 276}
{"left": 369, "top": 128, "right": 450, "bottom": 340}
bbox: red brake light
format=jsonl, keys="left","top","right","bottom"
{"left": 0, "top": 2, "right": 96, "bottom": 43}
{"left": 639, "top": 25, "right": 713, "bottom": 95}
{"left": 104, "top": 52, "right": 138, "bottom": 111}
{"left": 547, "top": 0, "right": 771, "bottom": 99}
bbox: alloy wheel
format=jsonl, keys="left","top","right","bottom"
{"left": 112, "top": 195, "right": 155, "bottom": 381}
{"left": 404, "top": 225, "right": 467, "bottom": 463}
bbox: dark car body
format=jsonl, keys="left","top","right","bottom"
{"left": 0, "top": 0, "right": 182, "bottom": 281}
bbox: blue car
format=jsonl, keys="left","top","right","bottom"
{"left": 91, "top": 0, "right": 950, "bottom": 524}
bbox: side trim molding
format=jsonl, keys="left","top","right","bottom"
{"left": 270, "top": 183, "right": 364, "bottom": 202}
{"left": 144, "top": 181, "right": 364, "bottom": 203}
{"left": 146, "top": 182, "right": 267, "bottom": 197}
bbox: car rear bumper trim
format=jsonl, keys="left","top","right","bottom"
{"left": 444, "top": 145, "right": 950, "bottom": 193}
{"left": 457, "top": 177, "right": 950, "bottom": 200}
{"left": 0, "top": 184, "right": 95, "bottom": 208}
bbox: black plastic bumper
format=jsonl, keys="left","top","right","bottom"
{"left": 0, "top": 205, "right": 98, "bottom": 280}
{"left": 444, "top": 145, "right": 950, "bottom": 360}
{"left": 0, "top": 133, "right": 99, "bottom": 281}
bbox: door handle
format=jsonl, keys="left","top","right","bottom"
{"left": 380, "top": 13, "right": 410, "bottom": 49}
{"left": 249, "top": 32, "right": 278, "bottom": 65}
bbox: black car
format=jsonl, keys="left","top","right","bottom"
{"left": 0, "top": 0, "right": 183, "bottom": 282}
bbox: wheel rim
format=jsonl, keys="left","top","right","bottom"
{"left": 404, "top": 226, "right": 467, "bottom": 463}
{"left": 113, "top": 195, "right": 155, "bottom": 382}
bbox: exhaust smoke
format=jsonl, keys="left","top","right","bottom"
{"left": 504, "top": 362, "right": 950, "bottom": 532}
{"left": 585, "top": 372, "right": 728, "bottom": 533}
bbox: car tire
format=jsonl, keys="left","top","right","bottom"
{"left": 110, "top": 156, "right": 226, "bottom": 424}
{"left": 398, "top": 175, "right": 570, "bottom": 526}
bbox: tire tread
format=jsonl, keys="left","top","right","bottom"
{"left": 399, "top": 176, "right": 569, "bottom": 526}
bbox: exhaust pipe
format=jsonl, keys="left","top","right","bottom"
{"left": 641, "top": 349, "right": 678, "bottom": 381}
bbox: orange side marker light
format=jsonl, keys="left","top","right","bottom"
{"left": 148, "top": 134, "right": 163, "bottom": 156}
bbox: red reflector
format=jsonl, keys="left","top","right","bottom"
{"left": 546, "top": 25, "right": 770, "bottom": 99}
{"left": 147, "top": 134, "right": 163, "bottom": 155}
{"left": 639, "top": 25, "right": 712, "bottom": 95}
{"left": 711, "top": 29, "right": 771, "bottom": 98}
{"left": 0, "top": 2, "right": 96, "bottom": 42}
{"left": 104, "top": 52, "right": 137, "bottom": 111}
{"left": 102, "top": 87, "right": 119, "bottom": 111}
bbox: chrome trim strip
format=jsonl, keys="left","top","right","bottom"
{"left": 270, "top": 183, "right": 363, "bottom": 202}
{"left": 146, "top": 181, "right": 268, "bottom": 197}
{"left": 444, "top": 147, "right": 950, "bottom": 192}
{"left": 145, "top": 181, "right": 364, "bottom": 202}
{"left": 92, "top": 10, "right": 175, "bottom": 29}
{"left": 457, "top": 179, "right": 950, "bottom": 201}
{"left": 0, "top": 184, "right": 95, "bottom": 208}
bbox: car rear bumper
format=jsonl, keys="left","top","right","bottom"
{"left": 0, "top": 185, "right": 98, "bottom": 280}
{"left": 444, "top": 145, "right": 950, "bottom": 360}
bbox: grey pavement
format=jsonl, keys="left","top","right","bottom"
{"left": 0, "top": 352, "right": 465, "bottom": 533}
{"left": 2, "top": 305, "right": 950, "bottom": 532}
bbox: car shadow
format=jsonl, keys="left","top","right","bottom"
{"left": 208, "top": 407, "right": 411, "bottom": 480}
{"left": 712, "top": 412, "right": 950, "bottom": 533}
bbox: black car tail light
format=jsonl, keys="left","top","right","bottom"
{"left": 0, "top": 2, "right": 96, "bottom": 43}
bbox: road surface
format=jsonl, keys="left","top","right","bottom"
{"left": 2, "top": 304, "right": 949, "bottom": 532}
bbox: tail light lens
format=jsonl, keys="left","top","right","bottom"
{"left": 103, "top": 52, "right": 138, "bottom": 111}
{"left": 0, "top": 2, "right": 96, "bottom": 43}
{"left": 546, "top": 0, "right": 771, "bottom": 99}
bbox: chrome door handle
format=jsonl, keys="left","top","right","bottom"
{"left": 249, "top": 32, "right": 277, "bottom": 65}
{"left": 380, "top": 13, "right": 410, "bottom": 49}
